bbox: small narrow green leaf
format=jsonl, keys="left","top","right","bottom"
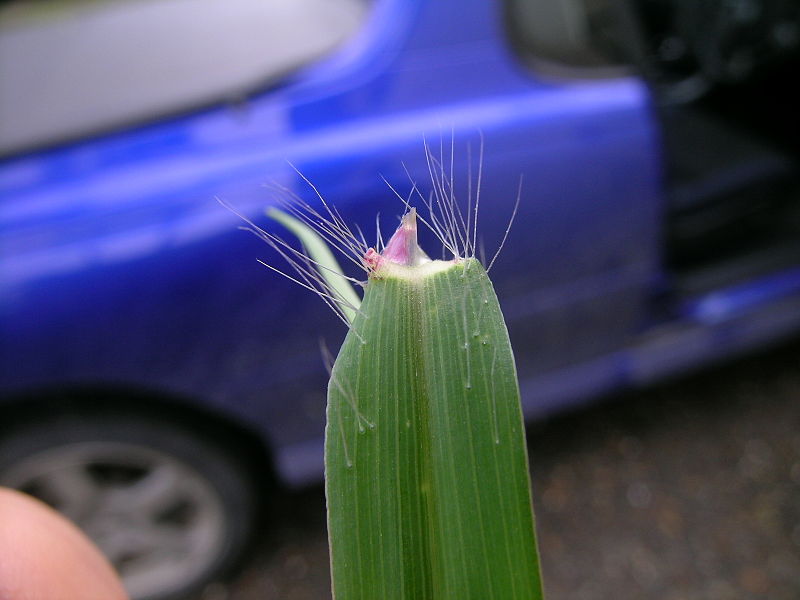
{"left": 326, "top": 255, "right": 543, "bottom": 599}
{"left": 267, "top": 207, "right": 361, "bottom": 323}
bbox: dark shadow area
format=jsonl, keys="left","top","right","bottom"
{"left": 528, "top": 336, "right": 800, "bottom": 599}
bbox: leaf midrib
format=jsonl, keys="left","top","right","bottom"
{"left": 401, "top": 270, "right": 438, "bottom": 598}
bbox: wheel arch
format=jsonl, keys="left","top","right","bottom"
{"left": 0, "top": 383, "right": 279, "bottom": 493}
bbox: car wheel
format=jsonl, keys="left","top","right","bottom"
{"left": 0, "top": 412, "right": 257, "bottom": 600}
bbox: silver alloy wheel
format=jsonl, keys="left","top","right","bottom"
{"left": 1, "top": 441, "right": 227, "bottom": 600}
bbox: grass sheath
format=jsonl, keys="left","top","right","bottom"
{"left": 324, "top": 212, "right": 542, "bottom": 599}
{"left": 256, "top": 151, "right": 543, "bottom": 599}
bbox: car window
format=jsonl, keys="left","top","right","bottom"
{"left": 504, "top": 0, "right": 635, "bottom": 78}
{"left": 0, "top": 0, "right": 369, "bottom": 155}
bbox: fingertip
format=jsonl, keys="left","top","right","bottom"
{"left": 0, "top": 487, "right": 128, "bottom": 600}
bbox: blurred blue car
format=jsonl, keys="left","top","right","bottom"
{"left": 1, "top": 0, "right": 799, "bottom": 598}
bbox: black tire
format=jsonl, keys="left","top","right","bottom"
{"left": 0, "top": 411, "right": 257, "bottom": 600}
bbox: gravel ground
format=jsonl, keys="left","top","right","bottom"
{"left": 215, "top": 338, "right": 800, "bottom": 600}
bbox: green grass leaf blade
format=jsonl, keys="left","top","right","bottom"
{"left": 267, "top": 207, "right": 361, "bottom": 323}
{"left": 326, "top": 258, "right": 543, "bottom": 599}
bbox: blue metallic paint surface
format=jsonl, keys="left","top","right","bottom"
{"left": 2, "top": 0, "right": 799, "bottom": 486}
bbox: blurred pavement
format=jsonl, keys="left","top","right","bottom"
{"left": 211, "top": 338, "right": 800, "bottom": 600}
